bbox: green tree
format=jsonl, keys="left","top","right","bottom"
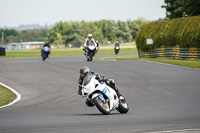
{"left": 47, "top": 21, "right": 70, "bottom": 46}
{"left": 0, "top": 29, "right": 18, "bottom": 44}
{"left": 81, "top": 22, "right": 104, "bottom": 43}
{"left": 162, "top": 0, "right": 200, "bottom": 19}
{"left": 52, "top": 33, "right": 65, "bottom": 46}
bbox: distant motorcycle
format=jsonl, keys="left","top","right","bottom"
{"left": 80, "top": 74, "right": 129, "bottom": 115}
{"left": 41, "top": 47, "right": 50, "bottom": 61}
{"left": 85, "top": 45, "right": 96, "bottom": 61}
{"left": 115, "top": 46, "right": 120, "bottom": 54}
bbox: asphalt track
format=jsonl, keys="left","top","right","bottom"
{"left": 0, "top": 55, "right": 200, "bottom": 133}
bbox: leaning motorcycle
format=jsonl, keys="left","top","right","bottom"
{"left": 80, "top": 75, "right": 129, "bottom": 115}
{"left": 85, "top": 45, "right": 96, "bottom": 61}
{"left": 115, "top": 46, "right": 120, "bottom": 54}
{"left": 41, "top": 47, "right": 50, "bottom": 61}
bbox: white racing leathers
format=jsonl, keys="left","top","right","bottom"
{"left": 84, "top": 38, "right": 97, "bottom": 61}
{"left": 84, "top": 38, "right": 97, "bottom": 48}
{"left": 80, "top": 75, "right": 129, "bottom": 115}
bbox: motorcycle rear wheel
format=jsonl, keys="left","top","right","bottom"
{"left": 116, "top": 100, "right": 129, "bottom": 114}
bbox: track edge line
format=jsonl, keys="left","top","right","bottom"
{"left": 0, "top": 82, "right": 21, "bottom": 109}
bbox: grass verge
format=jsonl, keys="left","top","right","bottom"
{"left": 0, "top": 85, "right": 16, "bottom": 106}
{"left": 0, "top": 48, "right": 137, "bottom": 58}
{"left": 143, "top": 58, "right": 200, "bottom": 69}
{"left": 95, "top": 55, "right": 200, "bottom": 69}
{"left": 95, "top": 55, "right": 139, "bottom": 60}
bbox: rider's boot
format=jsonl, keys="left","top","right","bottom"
{"left": 114, "top": 88, "right": 125, "bottom": 101}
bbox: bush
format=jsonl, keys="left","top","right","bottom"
{"left": 135, "top": 16, "right": 200, "bottom": 51}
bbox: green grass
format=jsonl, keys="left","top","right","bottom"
{"left": 95, "top": 55, "right": 200, "bottom": 69}
{"left": 0, "top": 85, "right": 16, "bottom": 106}
{"left": 95, "top": 55, "right": 139, "bottom": 60}
{"left": 143, "top": 58, "right": 200, "bottom": 69}
{"left": 0, "top": 42, "right": 137, "bottom": 58}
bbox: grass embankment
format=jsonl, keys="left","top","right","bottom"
{"left": 0, "top": 85, "right": 16, "bottom": 106}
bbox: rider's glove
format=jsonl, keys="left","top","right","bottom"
{"left": 99, "top": 76, "right": 108, "bottom": 82}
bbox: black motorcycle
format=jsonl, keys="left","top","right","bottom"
{"left": 115, "top": 46, "right": 120, "bottom": 54}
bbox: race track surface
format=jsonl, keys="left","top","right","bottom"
{"left": 0, "top": 56, "right": 200, "bottom": 133}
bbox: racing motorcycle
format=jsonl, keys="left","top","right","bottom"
{"left": 41, "top": 47, "right": 50, "bottom": 61}
{"left": 80, "top": 74, "right": 129, "bottom": 115}
{"left": 85, "top": 45, "right": 96, "bottom": 61}
{"left": 115, "top": 46, "right": 120, "bottom": 54}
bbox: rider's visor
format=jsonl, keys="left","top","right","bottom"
{"left": 80, "top": 73, "right": 85, "bottom": 77}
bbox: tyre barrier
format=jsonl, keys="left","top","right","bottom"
{"left": 138, "top": 46, "right": 200, "bottom": 60}
{"left": 0, "top": 47, "right": 6, "bottom": 56}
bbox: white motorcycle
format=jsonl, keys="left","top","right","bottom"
{"left": 80, "top": 75, "right": 129, "bottom": 115}
{"left": 86, "top": 45, "right": 96, "bottom": 61}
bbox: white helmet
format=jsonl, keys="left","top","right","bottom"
{"left": 88, "top": 34, "right": 92, "bottom": 38}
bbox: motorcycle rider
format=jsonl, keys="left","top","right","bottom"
{"left": 83, "top": 34, "right": 97, "bottom": 56}
{"left": 78, "top": 66, "right": 123, "bottom": 106}
{"left": 41, "top": 42, "right": 50, "bottom": 57}
{"left": 114, "top": 41, "right": 120, "bottom": 54}
{"left": 115, "top": 41, "right": 120, "bottom": 49}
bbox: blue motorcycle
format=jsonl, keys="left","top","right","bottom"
{"left": 41, "top": 47, "right": 50, "bottom": 61}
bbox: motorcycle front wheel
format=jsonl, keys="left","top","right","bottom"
{"left": 93, "top": 96, "right": 110, "bottom": 115}
{"left": 42, "top": 55, "right": 47, "bottom": 61}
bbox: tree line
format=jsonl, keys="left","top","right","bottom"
{"left": 162, "top": 0, "right": 200, "bottom": 19}
{"left": 0, "top": 18, "right": 149, "bottom": 47}
{"left": 0, "top": 29, "right": 48, "bottom": 44}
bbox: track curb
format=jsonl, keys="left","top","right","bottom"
{"left": 0, "top": 82, "right": 21, "bottom": 109}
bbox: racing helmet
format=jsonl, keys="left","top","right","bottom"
{"left": 88, "top": 34, "right": 93, "bottom": 38}
{"left": 80, "top": 66, "right": 91, "bottom": 79}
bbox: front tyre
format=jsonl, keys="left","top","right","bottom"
{"left": 90, "top": 55, "right": 93, "bottom": 61}
{"left": 116, "top": 100, "right": 129, "bottom": 114}
{"left": 93, "top": 96, "right": 110, "bottom": 115}
{"left": 42, "top": 55, "right": 47, "bottom": 61}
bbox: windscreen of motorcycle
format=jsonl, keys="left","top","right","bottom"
{"left": 43, "top": 46, "right": 50, "bottom": 52}
{"left": 88, "top": 45, "right": 95, "bottom": 50}
{"left": 82, "top": 74, "right": 93, "bottom": 86}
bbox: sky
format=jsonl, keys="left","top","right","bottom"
{"left": 0, "top": 0, "right": 166, "bottom": 27}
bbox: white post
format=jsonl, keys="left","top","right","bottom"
{"left": 1, "top": 32, "right": 3, "bottom": 46}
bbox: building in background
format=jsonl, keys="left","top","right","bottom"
{"left": 3, "top": 42, "right": 45, "bottom": 50}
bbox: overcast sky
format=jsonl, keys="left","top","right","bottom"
{"left": 0, "top": 0, "right": 166, "bottom": 27}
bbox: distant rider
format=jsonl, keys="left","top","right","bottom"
{"left": 115, "top": 41, "right": 120, "bottom": 49}
{"left": 41, "top": 42, "right": 50, "bottom": 58}
{"left": 83, "top": 34, "right": 97, "bottom": 56}
{"left": 78, "top": 66, "right": 123, "bottom": 106}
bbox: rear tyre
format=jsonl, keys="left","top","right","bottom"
{"left": 116, "top": 100, "right": 129, "bottom": 114}
{"left": 93, "top": 96, "right": 110, "bottom": 115}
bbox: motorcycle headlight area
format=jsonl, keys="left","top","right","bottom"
{"left": 83, "top": 86, "right": 91, "bottom": 93}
